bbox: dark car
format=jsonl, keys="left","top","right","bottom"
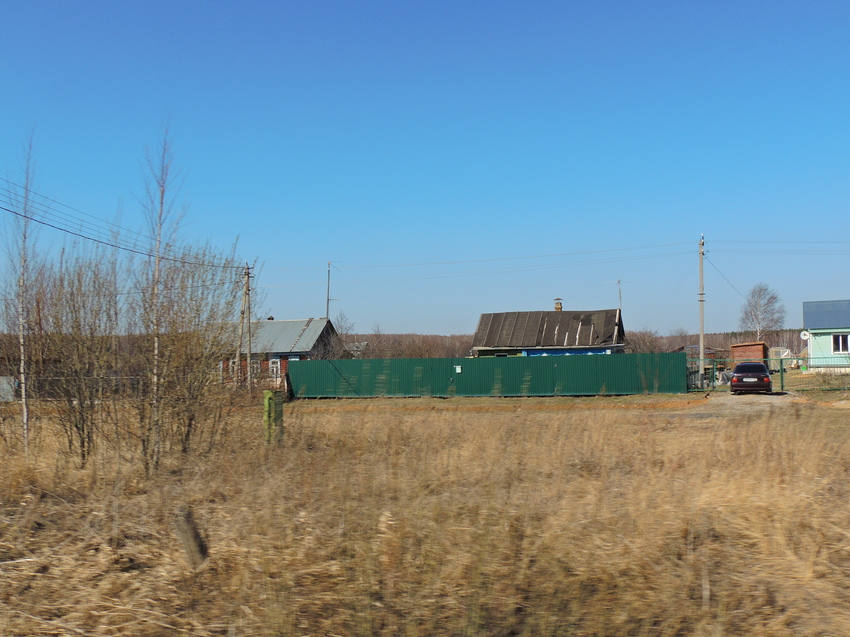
{"left": 730, "top": 362, "right": 772, "bottom": 394}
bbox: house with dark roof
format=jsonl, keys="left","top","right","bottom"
{"left": 471, "top": 307, "right": 625, "bottom": 357}
{"left": 803, "top": 300, "right": 850, "bottom": 369}
{"left": 222, "top": 318, "right": 343, "bottom": 386}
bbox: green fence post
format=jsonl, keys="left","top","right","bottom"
{"left": 263, "top": 390, "right": 284, "bottom": 445}
{"left": 779, "top": 358, "right": 785, "bottom": 392}
{"left": 711, "top": 359, "right": 716, "bottom": 391}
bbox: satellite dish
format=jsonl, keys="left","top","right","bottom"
{"left": 800, "top": 330, "right": 811, "bottom": 341}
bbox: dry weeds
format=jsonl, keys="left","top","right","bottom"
{"left": 2, "top": 394, "right": 850, "bottom": 635}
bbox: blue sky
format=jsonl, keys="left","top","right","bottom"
{"left": 3, "top": 1, "right": 849, "bottom": 335}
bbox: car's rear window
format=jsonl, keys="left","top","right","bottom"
{"left": 734, "top": 363, "right": 767, "bottom": 373}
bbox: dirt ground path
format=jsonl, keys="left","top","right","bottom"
{"left": 673, "top": 390, "right": 803, "bottom": 419}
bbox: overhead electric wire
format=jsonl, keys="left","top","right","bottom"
{"left": 704, "top": 255, "right": 747, "bottom": 299}
{"left": 420, "top": 250, "right": 693, "bottom": 280}
{"left": 0, "top": 178, "right": 244, "bottom": 270}
{"left": 0, "top": 202, "right": 242, "bottom": 270}
{"left": 0, "top": 279, "right": 239, "bottom": 303}
{"left": 114, "top": 279, "right": 242, "bottom": 297}
{"left": 0, "top": 185, "right": 158, "bottom": 255}
{"left": 713, "top": 239, "right": 850, "bottom": 245}
{"left": 711, "top": 238, "right": 850, "bottom": 256}
{"left": 0, "top": 178, "right": 157, "bottom": 248}
{"left": 334, "top": 241, "right": 692, "bottom": 270}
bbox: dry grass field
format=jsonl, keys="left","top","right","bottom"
{"left": 3, "top": 392, "right": 850, "bottom": 635}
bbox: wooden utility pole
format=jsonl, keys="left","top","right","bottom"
{"left": 235, "top": 264, "right": 252, "bottom": 388}
{"left": 698, "top": 235, "right": 705, "bottom": 389}
{"left": 235, "top": 280, "right": 245, "bottom": 387}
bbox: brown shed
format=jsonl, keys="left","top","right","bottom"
{"left": 730, "top": 342, "right": 769, "bottom": 368}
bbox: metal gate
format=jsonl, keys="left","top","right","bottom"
{"left": 688, "top": 357, "right": 850, "bottom": 392}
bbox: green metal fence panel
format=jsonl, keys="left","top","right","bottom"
{"left": 288, "top": 353, "right": 687, "bottom": 398}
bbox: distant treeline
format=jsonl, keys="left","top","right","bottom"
{"left": 346, "top": 333, "right": 474, "bottom": 359}
{"left": 628, "top": 328, "right": 804, "bottom": 355}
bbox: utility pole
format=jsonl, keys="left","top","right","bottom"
{"left": 235, "top": 265, "right": 248, "bottom": 387}
{"left": 617, "top": 280, "right": 622, "bottom": 310}
{"left": 698, "top": 235, "right": 705, "bottom": 389}
{"left": 246, "top": 263, "right": 253, "bottom": 395}
{"left": 325, "top": 261, "right": 331, "bottom": 319}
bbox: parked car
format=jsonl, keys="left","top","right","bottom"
{"left": 730, "top": 362, "right": 772, "bottom": 394}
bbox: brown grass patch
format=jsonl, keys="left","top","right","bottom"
{"left": 2, "top": 395, "right": 850, "bottom": 635}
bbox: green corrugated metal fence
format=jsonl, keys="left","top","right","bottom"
{"left": 287, "top": 353, "right": 687, "bottom": 398}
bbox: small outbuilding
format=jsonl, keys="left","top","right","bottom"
{"left": 471, "top": 307, "right": 625, "bottom": 357}
{"left": 803, "top": 300, "right": 850, "bottom": 369}
{"left": 730, "top": 342, "right": 769, "bottom": 368}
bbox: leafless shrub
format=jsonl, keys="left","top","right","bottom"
{"left": 36, "top": 248, "right": 120, "bottom": 466}
{"left": 625, "top": 328, "right": 663, "bottom": 353}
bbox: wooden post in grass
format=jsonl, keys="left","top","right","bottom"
{"left": 175, "top": 506, "right": 208, "bottom": 569}
{"left": 263, "top": 390, "right": 284, "bottom": 445}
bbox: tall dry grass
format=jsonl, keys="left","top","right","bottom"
{"left": 2, "top": 396, "right": 850, "bottom": 635}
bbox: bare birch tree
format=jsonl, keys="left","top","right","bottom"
{"left": 128, "top": 131, "right": 243, "bottom": 471}
{"left": 137, "top": 130, "right": 180, "bottom": 474}
{"left": 2, "top": 135, "right": 38, "bottom": 455}
{"left": 740, "top": 283, "right": 785, "bottom": 341}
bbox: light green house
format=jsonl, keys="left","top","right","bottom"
{"left": 803, "top": 300, "right": 850, "bottom": 369}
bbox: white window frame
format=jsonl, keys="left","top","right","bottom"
{"left": 269, "top": 358, "right": 281, "bottom": 379}
{"left": 832, "top": 333, "right": 849, "bottom": 354}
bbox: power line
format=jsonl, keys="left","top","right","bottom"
{"left": 0, "top": 187, "right": 160, "bottom": 256}
{"left": 114, "top": 279, "right": 242, "bottom": 297}
{"left": 704, "top": 255, "right": 747, "bottom": 299}
{"left": 0, "top": 178, "right": 156, "bottom": 248}
{"left": 418, "top": 251, "right": 693, "bottom": 281}
{"left": 0, "top": 178, "right": 242, "bottom": 270}
{"left": 713, "top": 239, "right": 850, "bottom": 245}
{"left": 0, "top": 203, "right": 241, "bottom": 270}
{"left": 333, "top": 242, "right": 692, "bottom": 270}
{"left": 0, "top": 280, "right": 239, "bottom": 303}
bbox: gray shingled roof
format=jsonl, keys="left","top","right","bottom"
{"left": 803, "top": 300, "right": 850, "bottom": 330}
{"left": 472, "top": 310, "right": 623, "bottom": 350}
{"left": 243, "top": 318, "right": 332, "bottom": 354}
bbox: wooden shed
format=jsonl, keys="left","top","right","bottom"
{"left": 730, "top": 342, "right": 769, "bottom": 368}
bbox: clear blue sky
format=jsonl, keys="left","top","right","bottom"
{"left": 3, "top": 1, "right": 849, "bottom": 335}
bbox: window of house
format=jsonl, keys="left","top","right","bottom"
{"left": 833, "top": 334, "right": 849, "bottom": 354}
{"left": 269, "top": 359, "right": 281, "bottom": 379}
